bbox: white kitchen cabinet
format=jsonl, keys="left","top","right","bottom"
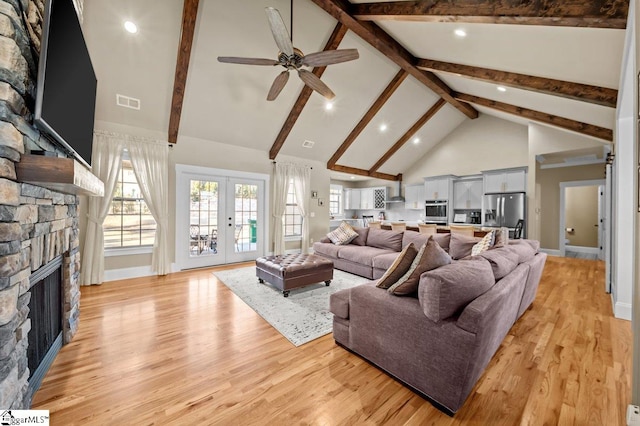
{"left": 360, "top": 188, "right": 374, "bottom": 210}
{"left": 483, "top": 168, "right": 527, "bottom": 193}
{"left": 344, "top": 188, "right": 361, "bottom": 210}
{"left": 405, "top": 184, "right": 425, "bottom": 210}
{"left": 424, "top": 176, "right": 454, "bottom": 200}
{"left": 453, "top": 179, "right": 483, "bottom": 210}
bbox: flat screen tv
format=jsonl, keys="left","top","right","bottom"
{"left": 34, "top": 0, "right": 97, "bottom": 169}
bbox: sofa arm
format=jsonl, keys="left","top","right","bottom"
{"left": 330, "top": 288, "right": 350, "bottom": 319}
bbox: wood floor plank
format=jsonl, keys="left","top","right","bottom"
{"left": 31, "top": 256, "right": 631, "bottom": 424}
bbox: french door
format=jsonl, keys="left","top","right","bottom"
{"left": 176, "top": 166, "right": 268, "bottom": 269}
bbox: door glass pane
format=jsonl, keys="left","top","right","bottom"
{"left": 234, "top": 183, "right": 258, "bottom": 253}
{"left": 189, "top": 180, "right": 219, "bottom": 257}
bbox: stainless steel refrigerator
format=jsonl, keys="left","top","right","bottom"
{"left": 483, "top": 192, "right": 526, "bottom": 234}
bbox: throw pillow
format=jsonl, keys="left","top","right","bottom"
{"left": 492, "top": 227, "right": 509, "bottom": 248}
{"left": 388, "top": 237, "right": 452, "bottom": 296}
{"left": 418, "top": 256, "right": 494, "bottom": 322}
{"left": 471, "top": 230, "right": 495, "bottom": 256}
{"left": 449, "top": 233, "right": 482, "bottom": 260}
{"left": 327, "top": 222, "right": 358, "bottom": 245}
{"left": 478, "top": 246, "right": 520, "bottom": 280}
{"left": 376, "top": 243, "right": 419, "bottom": 289}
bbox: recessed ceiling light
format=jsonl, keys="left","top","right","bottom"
{"left": 413, "top": 137, "right": 420, "bottom": 144}
{"left": 454, "top": 29, "right": 466, "bottom": 38}
{"left": 350, "top": 176, "right": 355, "bottom": 180}
{"left": 379, "top": 123, "right": 388, "bottom": 132}
{"left": 324, "top": 101, "right": 333, "bottom": 111}
{"left": 124, "top": 21, "right": 138, "bottom": 34}
{"left": 497, "top": 86, "right": 507, "bottom": 92}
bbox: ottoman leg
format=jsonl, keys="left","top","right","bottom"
{"left": 325, "top": 280, "right": 331, "bottom": 286}
{"left": 258, "top": 278, "right": 264, "bottom": 283}
{"left": 283, "top": 290, "right": 290, "bottom": 297}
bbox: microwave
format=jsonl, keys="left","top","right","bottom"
{"left": 425, "top": 200, "right": 448, "bottom": 222}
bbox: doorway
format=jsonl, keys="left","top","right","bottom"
{"left": 176, "top": 165, "right": 269, "bottom": 270}
{"left": 559, "top": 179, "right": 605, "bottom": 260}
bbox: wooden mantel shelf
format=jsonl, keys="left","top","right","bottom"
{"left": 16, "top": 155, "right": 104, "bottom": 197}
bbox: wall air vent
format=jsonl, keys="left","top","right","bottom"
{"left": 302, "top": 140, "right": 315, "bottom": 148}
{"left": 116, "top": 94, "right": 141, "bottom": 110}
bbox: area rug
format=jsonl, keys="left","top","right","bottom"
{"left": 213, "top": 267, "right": 370, "bottom": 346}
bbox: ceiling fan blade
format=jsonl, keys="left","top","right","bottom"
{"left": 267, "top": 71, "right": 290, "bottom": 101}
{"left": 301, "top": 49, "right": 360, "bottom": 67}
{"left": 265, "top": 7, "right": 294, "bottom": 57}
{"left": 297, "top": 69, "right": 335, "bottom": 100}
{"left": 217, "top": 57, "right": 279, "bottom": 66}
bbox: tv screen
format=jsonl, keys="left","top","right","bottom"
{"left": 35, "top": 0, "right": 97, "bottom": 168}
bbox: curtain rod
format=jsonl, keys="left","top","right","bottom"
{"left": 94, "top": 130, "right": 166, "bottom": 144}
{"left": 272, "top": 160, "right": 312, "bottom": 170}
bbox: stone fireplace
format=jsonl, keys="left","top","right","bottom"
{"left": 0, "top": 0, "right": 84, "bottom": 409}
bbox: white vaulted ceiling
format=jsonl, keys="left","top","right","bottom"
{"left": 81, "top": 0, "right": 626, "bottom": 180}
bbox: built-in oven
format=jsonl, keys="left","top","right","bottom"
{"left": 425, "top": 200, "right": 448, "bottom": 224}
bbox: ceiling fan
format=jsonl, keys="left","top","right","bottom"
{"left": 217, "top": 5, "right": 359, "bottom": 101}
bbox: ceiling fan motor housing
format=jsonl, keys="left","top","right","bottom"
{"left": 278, "top": 48, "right": 304, "bottom": 69}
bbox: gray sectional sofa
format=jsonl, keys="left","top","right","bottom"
{"left": 315, "top": 227, "right": 547, "bottom": 414}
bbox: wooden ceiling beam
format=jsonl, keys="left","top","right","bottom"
{"left": 351, "top": 1, "right": 628, "bottom": 29}
{"left": 454, "top": 92, "right": 613, "bottom": 142}
{"left": 369, "top": 98, "right": 446, "bottom": 173}
{"left": 327, "top": 69, "right": 408, "bottom": 168}
{"left": 268, "top": 23, "right": 348, "bottom": 160}
{"left": 168, "top": 0, "right": 200, "bottom": 144}
{"left": 417, "top": 59, "right": 618, "bottom": 108}
{"left": 329, "top": 164, "right": 400, "bottom": 181}
{"left": 309, "top": 0, "right": 478, "bottom": 119}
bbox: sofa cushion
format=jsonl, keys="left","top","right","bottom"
{"left": 389, "top": 237, "right": 452, "bottom": 296}
{"left": 366, "top": 228, "right": 403, "bottom": 252}
{"left": 320, "top": 236, "right": 331, "bottom": 243}
{"left": 432, "top": 233, "right": 451, "bottom": 253}
{"left": 478, "top": 246, "right": 520, "bottom": 280}
{"left": 471, "top": 230, "right": 495, "bottom": 256}
{"left": 312, "top": 242, "right": 343, "bottom": 258}
{"left": 402, "top": 230, "right": 429, "bottom": 249}
{"left": 493, "top": 227, "right": 509, "bottom": 248}
{"left": 449, "top": 233, "right": 482, "bottom": 260}
{"left": 338, "top": 245, "right": 392, "bottom": 267}
{"left": 507, "top": 242, "right": 536, "bottom": 264}
{"left": 419, "top": 256, "right": 494, "bottom": 322}
{"left": 327, "top": 221, "right": 359, "bottom": 245}
{"left": 376, "top": 243, "right": 419, "bottom": 289}
{"left": 350, "top": 226, "right": 369, "bottom": 246}
{"left": 372, "top": 252, "right": 401, "bottom": 271}
{"left": 510, "top": 238, "right": 540, "bottom": 252}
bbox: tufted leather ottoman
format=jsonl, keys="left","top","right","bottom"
{"left": 256, "top": 253, "right": 334, "bottom": 297}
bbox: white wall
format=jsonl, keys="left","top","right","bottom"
{"left": 403, "top": 114, "right": 529, "bottom": 185}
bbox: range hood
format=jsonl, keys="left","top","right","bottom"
{"left": 385, "top": 180, "right": 405, "bottom": 203}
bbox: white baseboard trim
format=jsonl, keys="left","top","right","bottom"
{"left": 540, "top": 248, "right": 562, "bottom": 256}
{"left": 565, "top": 245, "right": 599, "bottom": 255}
{"left": 614, "top": 301, "right": 632, "bottom": 321}
{"left": 104, "top": 265, "right": 154, "bottom": 282}
{"left": 104, "top": 263, "right": 181, "bottom": 281}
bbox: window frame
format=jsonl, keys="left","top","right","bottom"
{"left": 103, "top": 151, "right": 157, "bottom": 253}
{"left": 329, "top": 184, "right": 343, "bottom": 218}
{"left": 283, "top": 180, "right": 303, "bottom": 241}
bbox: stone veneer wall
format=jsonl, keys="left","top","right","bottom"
{"left": 0, "top": 0, "right": 81, "bottom": 408}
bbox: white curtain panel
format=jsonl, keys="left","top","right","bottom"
{"left": 80, "top": 133, "right": 124, "bottom": 285}
{"left": 272, "top": 163, "right": 289, "bottom": 255}
{"left": 291, "top": 164, "right": 311, "bottom": 253}
{"left": 126, "top": 139, "right": 170, "bottom": 275}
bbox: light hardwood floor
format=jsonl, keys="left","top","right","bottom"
{"left": 32, "top": 256, "right": 630, "bottom": 425}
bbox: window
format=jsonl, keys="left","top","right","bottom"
{"left": 284, "top": 180, "right": 302, "bottom": 238}
{"left": 104, "top": 156, "right": 156, "bottom": 248}
{"left": 329, "top": 184, "right": 343, "bottom": 217}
